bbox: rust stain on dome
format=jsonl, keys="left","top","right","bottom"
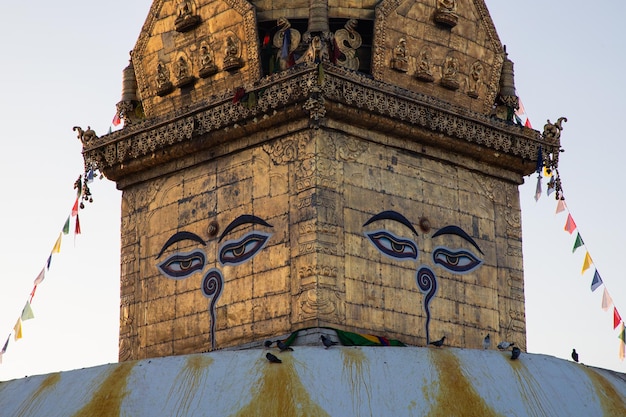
{"left": 341, "top": 348, "right": 373, "bottom": 415}
{"left": 165, "top": 354, "right": 214, "bottom": 415}
{"left": 231, "top": 353, "right": 330, "bottom": 417}
{"left": 584, "top": 367, "right": 626, "bottom": 416}
{"left": 428, "top": 349, "right": 502, "bottom": 417}
{"left": 72, "top": 361, "right": 136, "bottom": 417}
{"left": 14, "top": 372, "right": 61, "bottom": 417}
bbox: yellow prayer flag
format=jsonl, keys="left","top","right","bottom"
{"left": 581, "top": 252, "right": 592, "bottom": 274}
{"left": 619, "top": 323, "right": 625, "bottom": 362}
{"left": 52, "top": 233, "right": 62, "bottom": 254}
{"left": 13, "top": 319, "right": 22, "bottom": 341}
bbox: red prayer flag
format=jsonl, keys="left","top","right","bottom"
{"left": 525, "top": 118, "right": 532, "bottom": 129}
{"left": 564, "top": 214, "right": 577, "bottom": 234}
{"left": 75, "top": 215, "right": 81, "bottom": 235}
{"left": 614, "top": 307, "right": 622, "bottom": 329}
{"left": 112, "top": 112, "right": 121, "bottom": 126}
{"left": 71, "top": 197, "right": 79, "bottom": 216}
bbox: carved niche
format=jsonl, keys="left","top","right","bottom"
{"left": 223, "top": 32, "right": 244, "bottom": 71}
{"left": 390, "top": 38, "right": 408, "bottom": 72}
{"left": 175, "top": 0, "right": 201, "bottom": 32}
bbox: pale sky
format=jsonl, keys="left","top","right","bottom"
{"left": 1, "top": 1, "right": 625, "bottom": 381}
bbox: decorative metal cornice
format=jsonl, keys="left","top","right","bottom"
{"left": 83, "top": 62, "right": 555, "bottom": 180}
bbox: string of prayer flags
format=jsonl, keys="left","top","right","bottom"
{"left": 614, "top": 308, "right": 623, "bottom": 330}
{"left": 553, "top": 178, "right": 625, "bottom": 361}
{"left": 1, "top": 169, "right": 98, "bottom": 365}
{"left": 591, "top": 270, "right": 603, "bottom": 292}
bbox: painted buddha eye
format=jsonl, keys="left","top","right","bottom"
{"left": 157, "top": 250, "right": 206, "bottom": 279}
{"left": 365, "top": 230, "right": 418, "bottom": 260}
{"left": 219, "top": 232, "right": 272, "bottom": 266}
{"left": 432, "top": 246, "right": 482, "bottom": 273}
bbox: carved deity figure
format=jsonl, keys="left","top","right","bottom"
{"left": 174, "top": 55, "right": 195, "bottom": 87}
{"left": 223, "top": 35, "right": 243, "bottom": 71}
{"left": 156, "top": 62, "right": 173, "bottom": 96}
{"left": 199, "top": 43, "right": 218, "bottom": 77}
{"left": 390, "top": 38, "right": 408, "bottom": 72}
{"left": 178, "top": 0, "right": 192, "bottom": 18}
{"left": 175, "top": 0, "right": 201, "bottom": 32}
{"left": 434, "top": 0, "right": 458, "bottom": 27}
{"left": 467, "top": 61, "right": 483, "bottom": 98}
{"left": 441, "top": 56, "right": 460, "bottom": 90}
{"left": 415, "top": 48, "right": 434, "bottom": 82}
{"left": 157, "top": 62, "right": 170, "bottom": 88}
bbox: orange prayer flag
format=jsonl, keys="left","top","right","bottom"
{"left": 564, "top": 214, "right": 577, "bottom": 234}
{"left": 51, "top": 233, "right": 62, "bottom": 254}
{"left": 581, "top": 252, "right": 592, "bottom": 274}
{"left": 614, "top": 308, "right": 623, "bottom": 330}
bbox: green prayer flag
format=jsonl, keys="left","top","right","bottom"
{"left": 63, "top": 216, "right": 71, "bottom": 235}
{"left": 21, "top": 301, "right": 35, "bottom": 321}
{"left": 572, "top": 233, "right": 584, "bottom": 253}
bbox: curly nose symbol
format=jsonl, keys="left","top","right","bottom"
{"left": 416, "top": 266, "right": 438, "bottom": 344}
{"left": 202, "top": 268, "right": 223, "bottom": 350}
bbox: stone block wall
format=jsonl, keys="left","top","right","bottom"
{"left": 118, "top": 126, "right": 526, "bottom": 360}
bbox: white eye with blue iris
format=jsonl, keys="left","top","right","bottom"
{"left": 432, "top": 246, "right": 482, "bottom": 274}
{"left": 365, "top": 230, "right": 418, "bottom": 260}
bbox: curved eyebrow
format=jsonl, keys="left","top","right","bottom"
{"left": 218, "top": 214, "right": 273, "bottom": 242}
{"left": 156, "top": 231, "right": 206, "bottom": 259}
{"left": 432, "top": 225, "right": 483, "bottom": 255}
{"left": 362, "top": 210, "right": 419, "bottom": 236}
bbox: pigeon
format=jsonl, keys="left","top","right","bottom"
{"left": 264, "top": 340, "right": 274, "bottom": 348}
{"left": 497, "top": 341, "right": 515, "bottom": 350}
{"left": 483, "top": 334, "right": 491, "bottom": 350}
{"left": 266, "top": 352, "right": 282, "bottom": 363}
{"left": 429, "top": 336, "right": 446, "bottom": 347}
{"left": 276, "top": 340, "right": 294, "bottom": 352}
{"left": 511, "top": 346, "right": 521, "bottom": 360}
{"left": 571, "top": 348, "right": 579, "bottom": 363}
{"left": 321, "top": 335, "right": 338, "bottom": 349}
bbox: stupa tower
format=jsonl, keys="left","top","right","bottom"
{"left": 81, "top": 0, "right": 560, "bottom": 361}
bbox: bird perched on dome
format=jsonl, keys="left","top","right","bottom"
{"left": 266, "top": 352, "right": 282, "bottom": 363}
{"left": 483, "top": 334, "right": 491, "bottom": 350}
{"left": 497, "top": 341, "right": 514, "bottom": 350}
{"left": 277, "top": 340, "right": 293, "bottom": 352}
{"left": 321, "top": 335, "right": 338, "bottom": 349}
{"left": 571, "top": 348, "right": 579, "bottom": 363}
{"left": 430, "top": 336, "right": 446, "bottom": 347}
{"left": 511, "top": 346, "right": 521, "bottom": 360}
